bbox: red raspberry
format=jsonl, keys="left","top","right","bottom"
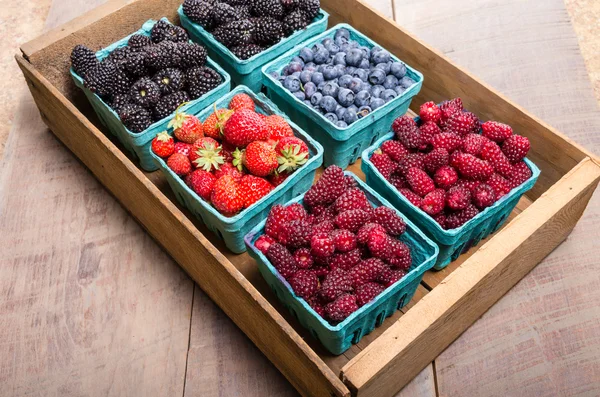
{"left": 311, "top": 220, "right": 335, "bottom": 236}
{"left": 454, "top": 153, "right": 494, "bottom": 181}
{"left": 381, "top": 140, "right": 409, "bottom": 162}
{"left": 433, "top": 213, "right": 447, "bottom": 229}
{"left": 461, "top": 133, "right": 489, "bottom": 156}
{"left": 397, "top": 153, "right": 425, "bottom": 176}
{"left": 446, "top": 185, "right": 472, "bottom": 210}
{"left": 357, "top": 222, "right": 387, "bottom": 245}
{"left": 334, "top": 209, "right": 372, "bottom": 232}
{"left": 388, "top": 240, "right": 412, "bottom": 270}
{"left": 508, "top": 161, "right": 533, "bottom": 188}
{"left": 310, "top": 232, "right": 335, "bottom": 258}
{"left": 265, "top": 205, "right": 288, "bottom": 238}
{"left": 377, "top": 268, "right": 406, "bottom": 287}
{"left": 480, "top": 140, "right": 513, "bottom": 177}
{"left": 173, "top": 142, "right": 192, "bottom": 156}
{"left": 254, "top": 235, "right": 275, "bottom": 254}
{"left": 167, "top": 153, "right": 192, "bottom": 176}
{"left": 278, "top": 219, "right": 312, "bottom": 248}
{"left": 424, "top": 148, "right": 449, "bottom": 173}
{"left": 389, "top": 173, "right": 407, "bottom": 189}
{"left": 373, "top": 206, "right": 407, "bottom": 236}
{"left": 344, "top": 175, "right": 358, "bottom": 189}
{"left": 419, "top": 101, "right": 442, "bottom": 124}
{"left": 287, "top": 203, "right": 308, "bottom": 221}
{"left": 421, "top": 189, "right": 445, "bottom": 215}
{"left": 443, "top": 111, "right": 480, "bottom": 136}
{"left": 455, "top": 179, "right": 481, "bottom": 194}
{"left": 325, "top": 294, "right": 358, "bottom": 323}
{"left": 406, "top": 167, "right": 436, "bottom": 197}
{"left": 355, "top": 282, "right": 386, "bottom": 307}
{"left": 293, "top": 247, "right": 314, "bottom": 269}
{"left": 304, "top": 165, "right": 346, "bottom": 208}
{"left": 399, "top": 188, "right": 423, "bottom": 207}
{"left": 434, "top": 165, "right": 458, "bottom": 190}
{"left": 331, "top": 229, "right": 358, "bottom": 252}
{"left": 392, "top": 115, "right": 417, "bottom": 136}
{"left": 502, "top": 135, "right": 530, "bottom": 163}
{"left": 349, "top": 258, "right": 386, "bottom": 288}
{"left": 439, "top": 98, "right": 463, "bottom": 123}
{"left": 320, "top": 268, "right": 353, "bottom": 302}
{"left": 472, "top": 183, "right": 497, "bottom": 209}
{"left": 367, "top": 227, "right": 392, "bottom": 260}
{"left": 419, "top": 121, "right": 442, "bottom": 144}
{"left": 289, "top": 269, "right": 318, "bottom": 299}
{"left": 266, "top": 243, "right": 298, "bottom": 279}
{"left": 431, "top": 132, "right": 462, "bottom": 152}
{"left": 481, "top": 121, "right": 513, "bottom": 142}
{"left": 487, "top": 174, "right": 512, "bottom": 198}
{"left": 449, "top": 150, "right": 463, "bottom": 168}
{"left": 307, "top": 295, "right": 326, "bottom": 318}
{"left": 395, "top": 123, "right": 426, "bottom": 150}
{"left": 371, "top": 150, "right": 398, "bottom": 180}
{"left": 329, "top": 248, "right": 362, "bottom": 271}
{"left": 334, "top": 188, "right": 371, "bottom": 213}
{"left": 446, "top": 204, "right": 479, "bottom": 229}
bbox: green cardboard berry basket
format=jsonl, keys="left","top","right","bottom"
{"left": 70, "top": 18, "right": 231, "bottom": 172}
{"left": 362, "top": 131, "right": 540, "bottom": 270}
{"left": 262, "top": 23, "right": 424, "bottom": 169}
{"left": 178, "top": 6, "right": 329, "bottom": 92}
{"left": 151, "top": 85, "right": 324, "bottom": 253}
{"left": 244, "top": 171, "right": 438, "bottom": 355}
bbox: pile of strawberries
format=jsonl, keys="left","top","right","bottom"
{"left": 151, "top": 93, "right": 310, "bottom": 216}
{"left": 254, "top": 165, "right": 413, "bottom": 324}
{"left": 371, "top": 98, "right": 532, "bottom": 229}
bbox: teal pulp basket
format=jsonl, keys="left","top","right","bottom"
{"left": 178, "top": 6, "right": 329, "bottom": 92}
{"left": 151, "top": 86, "right": 324, "bottom": 254}
{"left": 70, "top": 18, "right": 231, "bottom": 172}
{"left": 244, "top": 172, "right": 439, "bottom": 355}
{"left": 362, "top": 131, "right": 540, "bottom": 270}
{"left": 262, "top": 23, "right": 424, "bottom": 169}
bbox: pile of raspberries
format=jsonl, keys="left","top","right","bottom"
{"left": 254, "top": 165, "right": 413, "bottom": 324}
{"left": 371, "top": 98, "right": 532, "bottom": 230}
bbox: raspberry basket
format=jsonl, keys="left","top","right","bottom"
{"left": 178, "top": 6, "right": 329, "bottom": 92}
{"left": 245, "top": 171, "right": 438, "bottom": 355}
{"left": 262, "top": 23, "right": 424, "bottom": 169}
{"left": 151, "top": 85, "right": 324, "bottom": 253}
{"left": 70, "top": 18, "right": 231, "bottom": 172}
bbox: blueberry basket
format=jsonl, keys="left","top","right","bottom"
{"left": 178, "top": 6, "right": 329, "bottom": 92}
{"left": 244, "top": 172, "right": 438, "bottom": 355}
{"left": 262, "top": 23, "right": 424, "bottom": 169}
{"left": 362, "top": 131, "right": 540, "bottom": 270}
{"left": 151, "top": 86, "right": 323, "bottom": 254}
{"left": 70, "top": 18, "right": 231, "bottom": 172}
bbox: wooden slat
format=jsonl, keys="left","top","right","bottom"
{"left": 341, "top": 158, "right": 600, "bottom": 396}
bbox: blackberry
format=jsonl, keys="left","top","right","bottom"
{"left": 183, "top": 0, "right": 215, "bottom": 30}
{"left": 112, "top": 66, "right": 133, "bottom": 95}
{"left": 106, "top": 46, "right": 132, "bottom": 66}
{"left": 252, "top": 0, "right": 284, "bottom": 19}
{"left": 233, "top": 5, "right": 252, "bottom": 19}
{"left": 118, "top": 103, "right": 153, "bottom": 133}
{"left": 212, "top": 19, "right": 255, "bottom": 47}
{"left": 221, "top": 0, "right": 251, "bottom": 5}
{"left": 281, "top": 0, "right": 299, "bottom": 12}
{"left": 213, "top": 2, "right": 238, "bottom": 25}
{"left": 145, "top": 41, "right": 183, "bottom": 70}
{"left": 70, "top": 44, "right": 99, "bottom": 78}
{"left": 152, "top": 68, "right": 185, "bottom": 95}
{"left": 123, "top": 51, "right": 149, "bottom": 76}
{"left": 84, "top": 61, "right": 117, "bottom": 97}
{"left": 298, "top": 0, "right": 320, "bottom": 20}
{"left": 186, "top": 66, "right": 222, "bottom": 99}
{"left": 129, "top": 77, "right": 161, "bottom": 108}
{"left": 282, "top": 9, "right": 308, "bottom": 35}
{"left": 108, "top": 93, "right": 131, "bottom": 113}
{"left": 150, "top": 20, "right": 189, "bottom": 43}
{"left": 153, "top": 91, "right": 190, "bottom": 121}
{"left": 178, "top": 42, "right": 207, "bottom": 69}
{"left": 128, "top": 34, "right": 152, "bottom": 49}
{"left": 231, "top": 44, "right": 264, "bottom": 60}
{"left": 253, "top": 17, "right": 284, "bottom": 45}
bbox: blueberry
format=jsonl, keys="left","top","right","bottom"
{"left": 305, "top": 61, "right": 317, "bottom": 69}
{"left": 324, "top": 112, "right": 338, "bottom": 123}
{"left": 283, "top": 75, "right": 301, "bottom": 92}
{"left": 334, "top": 64, "right": 346, "bottom": 76}
{"left": 311, "top": 72, "right": 324, "bottom": 85}
{"left": 311, "top": 92, "right": 323, "bottom": 106}
{"left": 339, "top": 42, "right": 351, "bottom": 52}
{"left": 358, "top": 58, "right": 370, "bottom": 70}
{"left": 370, "top": 98, "right": 385, "bottom": 110}
{"left": 320, "top": 96, "right": 338, "bottom": 113}
{"left": 361, "top": 82, "right": 372, "bottom": 92}
{"left": 381, "top": 89, "right": 397, "bottom": 102}
{"left": 347, "top": 104, "right": 358, "bottom": 115}
{"left": 383, "top": 75, "right": 399, "bottom": 90}
{"left": 299, "top": 47, "right": 314, "bottom": 63}
{"left": 322, "top": 82, "right": 340, "bottom": 98}
{"left": 317, "top": 81, "right": 326, "bottom": 91}
{"left": 348, "top": 77, "right": 363, "bottom": 93}
{"left": 355, "top": 90, "right": 371, "bottom": 107}
{"left": 334, "top": 28, "right": 350, "bottom": 42}
{"left": 347, "top": 41, "right": 359, "bottom": 49}
{"left": 335, "top": 120, "right": 348, "bottom": 128}
{"left": 277, "top": 76, "right": 286, "bottom": 84}
{"left": 304, "top": 81, "right": 317, "bottom": 98}
{"left": 282, "top": 65, "right": 290, "bottom": 76}
{"left": 358, "top": 46, "right": 370, "bottom": 58}
{"left": 304, "top": 100, "right": 312, "bottom": 107}
{"left": 375, "top": 62, "right": 391, "bottom": 74}
{"left": 322, "top": 38, "right": 334, "bottom": 47}
{"left": 370, "top": 85, "right": 385, "bottom": 98}
{"left": 325, "top": 42, "right": 340, "bottom": 55}
{"left": 294, "top": 91, "right": 306, "bottom": 101}
{"left": 335, "top": 106, "right": 347, "bottom": 120}
{"left": 368, "top": 68, "right": 386, "bottom": 85}
{"left": 344, "top": 109, "right": 358, "bottom": 125}
{"left": 321, "top": 65, "right": 337, "bottom": 80}
{"left": 372, "top": 49, "right": 391, "bottom": 64}
{"left": 312, "top": 43, "right": 326, "bottom": 52}
{"left": 299, "top": 70, "right": 313, "bottom": 84}
{"left": 288, "top": 62, "right": 304, "bottom": 74}
{"left": 346, "top": 48, "right": 363, "bottom": 67}
{"left": 337, "top": 88, "right": 355, "bottom": 107}
{"left": 292, "top": 56, "right": 305, "bottom": 67}
{"left": 352, "top": 68, "right": 369, "bottom": 82}
{"left": 345, "top": 66, "right": 357, "bottom": 76}
{"left": 313, "top": 48, "right": 330, "bottom": 64}
{"left": 357, "top": 105, "right": 372, "bottom": 119}
{"left": 390, "top": 62, "right": 407, "bottom": 79}
{"left": 371, "top": 46, "right": 383, "bottom": 55}
{"left": 333, "top": 52, "right": 347, "bottom": 66}
{"left": 338, "top": 74, "right": 353, "bottom": 88}
{"left": 399, "top": 76, "right": 416, "bottom": 88}
{"left": 291, "top": 71, "right": 301, "bottom": 78}
{"left": 394, "top": 85, "right": 406, "bottom": 96}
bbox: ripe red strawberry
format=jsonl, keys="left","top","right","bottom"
{"left": 167, "top": 153, "right": 192, "bottom": 176}
{"left": 431, "top": 132, "right": 462, "bottom": 152}
{"left": 367, "top": 227, "right": 392, "bottom": 260}
{"left": 151, "top": 131, "right": 175, "bottom": 158}
{"left": 355, "top": 282, "right": 385, "bottom": 307}
{"left": 502, "top": 135, "right": 530, "bottom": 163}
{"left": 304, "top": 165, "right": 346, "bottom": 208}
{"left": 203, "top": 107, "right": 234, "bottom": 139}
{"left": 334, "top": 188, "right": 371, "bottom": 213}
{"left": 446, "top": 185, "right": 472, "bottom": 210}
{"left": 211, "top": 175, "right": 244, "bottom": 215}
{"left": 419, "top": 121, "right": 442, "bottom": 145}
{"left": 487, "top": 173, "right": 512, "bottom": 198}
{"left": 381, "top": 140, "right": 409, "bottom": 162}
{"left": 243, "top": 141, "right": 278, "bottom": 177}
{"left": 421, "top": 189, "right": 445, "bottom": 215}
{"left": 433, "top": 213, "right": 447, "bottom": 229}
{"left": 334, "top": 209, "right": 372, "bottom": 232}
{"left": 392, "top": 115, "right": 417, "bottom": 136}
{"left": 377, "top": 268, "right": 406, "bottom": 287}
{"left": 446, "top": 204, "right": 479, "bottom": 229}
{"left": 481, "top": 121, "right": 513, "bottom": 142}
{"left": 326, "top": 294, "right": 358, "bottom": 322}
{"left": 508, "top": 161, "right": 532, "bottom": 188}
{"left": 348, "top": 258, "right": 386, "bottom": 288}
{"left": 229, "top": 93, "right": 255, "bottom": 112}
{"left": 239, "top": 175, "right": 273, "bottom": 208}
{"left": 223, "top": 109, "right": 269, "bottom": 147}
{"left": 472, "top": 183, "right": 496, "bottom": 209}
{"left": 289, "top": 269, "right": 319, "bottom": 299}
{"left": 275, "top": 136, "right": 309, "bottom": 173}
{"left": 214, "top": 162, "right": 243, "bottom": 182}
{"left": 424, "top": 148, "right": 449, "bottom": 173}
{"left": 311, "top": 232, "right": 335, "bottom": 258}
{"left": 461, "top": 133, "right": 489, "bottom": 156}
{"left": 268, "top": 172, "right": 290, "bottom": 187}
{"left": 370, "top": 150, "right": 397, "bottom": 179}
{"left": 186, "top": 169, "right": 216, "bottom": 201}
{"left": 255, "top": 235, "right": 275, "bottom": 254}
{"left": 480, "top": 140, "right": 513, "bottom": 177}
{"left": 406, "top": 167, "right": 435, "bottom": 197}
{"left": 397, "top": 153, "right": 425, "bottom": 176}
{"left": 266, "top": 243, "right": 298, "bottom": 279}
{"left": 320, "top": 268, "right": 353, "bottom": 302}
{"left": 388, "top": 240, "right": 411, "bottom": 270}
{"left": 419, "top": 101, "right": 442, "bottom": 123}
{"left": 294, "top": 248, "right": 314, "bottom": 269}
{"left": 174, "top": 142, "right": 193, "bottom": 156}
{"left": 189, "top": 137, "right": 225, "bottom": 172}
{"left": 454, "top": 153, "right": 494, "bottom": 181}
{"left": 329, "top": 248, "right": 362, "bottom": 271}
{"left": 434, "top": 165, "right": 458, "bottom": 190}
{"left": 399, "top": 188, "right": 423, "bottom": 207}
{"left": 357, "top": 223, "right": 386, "bottom": 245}
{"left": 265, "top": 115, "right": 294, "bottom": 141}
{"left": 331, "top": 229, "right": 357, "bottom": 252}
{"left": 169, "top": 112, "right": 204, "bottom": 143}
{"left": 373, "top": 206, "right": 406, "bottom": 236}
{"left": 443, "top": 111, "right": 480, "bottom": 136}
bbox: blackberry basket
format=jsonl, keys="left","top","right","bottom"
{"left": 262, "top": 23, "right": 424, "bottom": 169}
{"left": 362, "top": 131, "right": 540, "bottom": 270}
{"left": 151, "top": 86, "right": 324, "bottom": 254}
{"left": 178, "top": 6, "right": 329, "bottom": 92}
{"left": 244, "top": 172, "right": 439, "bottom": 355}
{"left": 70, "top": 18, "right": 231, "bottom": 172}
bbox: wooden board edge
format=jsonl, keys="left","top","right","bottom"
{"left": 15, "top": 54, "right": 350, "bottom": 397}
{"left": 340, "top": 157, "right": 600, "bottom": 397}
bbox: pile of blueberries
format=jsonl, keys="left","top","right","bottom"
{"left": 270, "top": 28, "right": 417, "bottom": 128}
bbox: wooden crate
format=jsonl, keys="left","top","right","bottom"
{"left": 16, "top": 0, "right": 600, "bottom": 395}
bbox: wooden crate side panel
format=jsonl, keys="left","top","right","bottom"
{"left": 16, "top": 55, "right": 349, "bottom": 397}
{"left": 341, "top": 158, "right": 600, "bottom": 397}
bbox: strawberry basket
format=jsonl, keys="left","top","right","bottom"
{"left": 178, "top": 5, "right": 329, "bottom": 92}
{"left": 262, "top": 23, "right": 423, "bottom": 169}
{"left": 151, "top": 85, "right": 324, "bottom": 253}
{"left": 70, "top": 18, "right": 231, "bottom": 172}
{"left": 244, "top": 171, "right": 438, "bottom": 355}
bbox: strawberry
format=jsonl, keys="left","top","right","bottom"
{"left": 371, "top": 150, "right": 397, "bottom": 179}
{"left": 224, "top": 109, "right": 269, "bottom": 147}
{"left": 453, "top": 153, "right": 494, "bottom": 181}
{"left": 419, "top": 101, "right": 442, "bottom": 124}
{"left": 507, "top": 161, "right": 532, "bottom": 188}
{"left": 189, "top": 137, "right": 225, "bottom": 172}
{"left": 381, "top": 140, "right": 409, "bottom": 162}
{"left": 211, "top": 175, "right": 244, "bottom": 216}
{"left": 446, "top": 185, "right": 472, "bottom": 210}
{"left": 399, "top": 188, "right": 423, "bottom": 207}
{"left": 431, "top": 132, "right": 462, "bottom": 152}
{"left": 480, "top": 140, "right": 513, "bottom": 177}
{"left": 186, "top": 169, "right": 216, "bottom": 201}
{"left": 151, "top": 131, "right": 175, "bottom": 158}
{"left": 325, "top": 294, "right": 358, "bottom": 322}
{"left": 243, "top": 141, "right": 278, "bottom": 177}
{"left": 421, "top": 189, "right": 445, "bottom": 215}
{"left": 289, "top": 270, "right": 319, "bottom": 299}
{"left": 174, "top": 142, "right": 193, "bottom": 157}
{"left": 406, "top": 167, "right": 435, "bottom": 197}
{"left": 169, "top": 111, "right": 204, "bottom": 143}
{"left": 167, "top": 153, "right": 192, "bottom": 176}
{"left": 239, "top": 175, "right": 273, "bottom": 208}
{"left": 229, "top": 93, "right": 255, "bottom": 112}
{"left": 268, "top": 172, "right": 291, "bottom": 187}
{"left": 481, "top": 121, "right": 513, "bottom": 142}
{"left": 255, "top": 235, "right": 275, "bottom": 254}
{"left": 424, "top": 148, "right": 449, "bottom": 173}
{"left": 446, "top": 205, "right": 479, "bottom": 229}
{"left": 434, "top": 165, "right": 458, "bottom": 190}
{"left": 355, "top": 283, "right": 385, "bottom": 307}
{"left": 203, "top": 107, "right": 234, "bottom": 139}
{"left": 275, "top": 136, "right": 309, "bottom": 173}
{"left": 502, "top": 135, "right": 530, "bottom": 163}
{"left": 443, "top": 111, "right": 480, "bottom": 136}
{"left": 265, "top": 115, "right": 294, "bottom": 141}
{"left": 472, "top": 183, "right": 496, "bottom": 209}
{"left": 214, "top": 162, "right": 243, "bottom": 182}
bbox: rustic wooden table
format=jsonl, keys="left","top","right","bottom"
{"left": 2, "top": 0, "right": 599, "bottom": 396}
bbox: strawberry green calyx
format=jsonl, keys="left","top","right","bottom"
{"left": 155, "top": 131, "right": 172, "bottom": 142}
{"left": 232, "top": 148, "right": 245, "bottom": 172}
{"left": 192, "top": 142, "right": 225, "bottom": 172}
{"left": 277, "top": 144, "right": 308, "bottom": 173}
{"left": 167, "top": 103, "right": 191, "bottom": 131}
